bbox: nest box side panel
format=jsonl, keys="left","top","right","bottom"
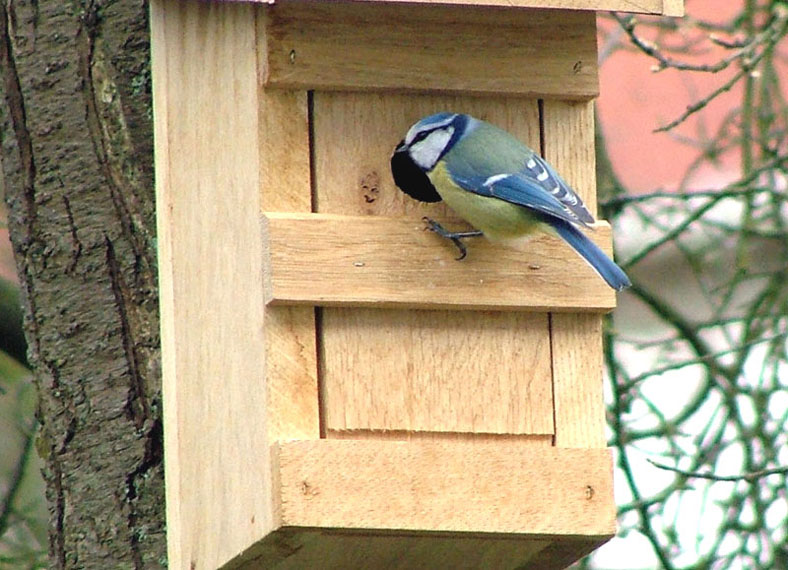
{"left": 311, "top": 93, "right": 555, "bottom": 437}
{"left": 543, "top": 100, "right": 607, "bottom": 449}
{"left": 152, "top": 1, "right": 279, "bottom": 568}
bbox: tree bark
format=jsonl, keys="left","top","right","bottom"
{"left": 0, "top": 1, "right": 165, "bottom": 568}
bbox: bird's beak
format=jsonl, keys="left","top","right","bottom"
{"left": 394, "top": 140, "right": 406, "bottom": 153}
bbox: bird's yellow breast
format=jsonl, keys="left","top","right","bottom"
{"left": 428, "top": 162, "right": 545, "bottom": 243}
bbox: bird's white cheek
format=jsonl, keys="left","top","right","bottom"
{"left": 410, "top": 129, "right": 453, "bottom": 171}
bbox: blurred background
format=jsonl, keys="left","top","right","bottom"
{"left": 1, "top": 0, "right": 787, "bottom": 568}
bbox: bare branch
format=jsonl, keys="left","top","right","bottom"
{"left": 648, "top": 459, "right": 788, "bottom": 483}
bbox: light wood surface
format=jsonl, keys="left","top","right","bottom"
{"left": 310, "top": 93, "right": 560, "bottom": 438}
{"left": 312, "top": 92, "right": 541, "bottom": 220}
{"left": 321, "top": 307, "right": 554, "bottom": 434}
{"left": 347, "top": 0, "right": 682, "bottom": 14}
{"left": 262, "top": 212, "right": 618, "bottom": 311}
{"left": 251, "top": 0, "right": 683, "bottom": 18}
{"left": 261, "top": 2, "right": 599, "bottom": 99}
{"left": 275, "top": 440, "right": 617, "bottom": 535}
{"left": 256, "top": 88, "right": 320, "bottom": 443}
{"left": 152, "top": 1, "right": 276, "bottom": 568}
{"left": 543, "top": 100, "right": 607, "bottom": 449}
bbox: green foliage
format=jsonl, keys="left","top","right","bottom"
{"left": 0, "top": 352, "right": 46, "bottom": 570}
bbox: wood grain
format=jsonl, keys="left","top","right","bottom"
{"left": 225, "top": 530, "right": 553, "bottom": 570}
{"left": 242, "top": 0, "right": 678, "bottom": 16}
{"left": 275, "top": 440, "right": 617, "bottom": 535}
{"left": 549, "top": 313, "right": 607, "bottom": 448}
{"left": 310, "top": 93, "right": 559, "bottom": 438}
{"left": 262, "top": 212, "right": 618, "bottom": 311}
{"left": 152, "top": 1, "right": 276, "bottom": 568}
{"left": 321, "top": 307, "right": 553, "bottom": 434}
{"left": 255, "top": 85, "right": 320, "bottom": 443}
{"left": 261, "top": 2, "right": 599, "bottom": 99}
{"left": 543, "top": 100, "right": 608, "bottom": 449}
{"left": 312, "top": 92, "right": 541, "bottom": 220}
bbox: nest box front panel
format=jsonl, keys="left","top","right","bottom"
{"left": 312, "top": 92, "right": 555, "bottom": 436}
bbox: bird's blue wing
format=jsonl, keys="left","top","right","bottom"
{"left": 448, "top": 166, "right": 592, "bottom": 228}
{"left": 443, "top": 125, "right": 594, "bottom": 226}
{"left": 531, "top": 157, "right": 595, "bottom": 225}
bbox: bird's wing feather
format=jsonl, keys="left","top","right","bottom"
{"left": 524, "top": 155, "right": 595, "bottom": 224}
{"left": 448, "top": 167, "right": 590, "bottom": 228}
{"left": 444, "top": 122, "right": 595, "bottom": 225}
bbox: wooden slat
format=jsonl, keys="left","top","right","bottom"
{"left": 541, "top": 100, "right": 598, "bottom": 212}
{"left": 543, "top": 100, "right": 608, "bottom": 449}
{"left": 260, "top": 2, "right": 599, "bottom": 99}
{"left": 236, "top": 0, "right": 679, "bottom": 16}
{"left": 255, "top": 85, "right": 320, "bottom": 443}
{"left": 225, "top": 530, "right": 553, "bottom": 570}
{"left": 262, "top": 212, "right": 618, "bottom": 312}
{"left": 321, "top": 307, "right": 553, "bottom": 434}
{"left": 152, "top": 1, "right": 276, "bottom": 569}
{"left": 276, "top": 440, "right": 617, "bottom": 535}
{"left": 661, "top": 0, "right": 685, "bottom": 16}
{"left": 326, "top": 431, "right": 554, "bottom": 445}
{"left": 550, "top": 313, "right": 607, "bottom": 448}
{"left": 349, "top": 0, "right": 676, "bottom": 14}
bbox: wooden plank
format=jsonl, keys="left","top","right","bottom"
{"left": 542, "top": 100, "right": 608, "bottom": 449}
{"left": 262, "top": 212, "right": 618, "bottom": 312}
{"left": 348, "top": 0, "right": 672, "bottom": 13}
{"left": 526, "top": 537, "right": 614, "bottom": 569}
{"left": 326, "top": 431, "right": 554, "bottom": 445}
{"left": 321, "top": 307, "right": 553, "bottom": 434}
{"left": 541, "top": 100, "right": 598, "bottom": 212}
{"left": 152, "top": 1, "right": 277, "bottom": 568}
{"left": 255, "top": 84, "right": 320, "bottom": 442}
{"left": 550, "top": 313, "right": 607, "bottom": 448}
{"left": 275, "top": 440, "right": 617, "bottom": 536}
{"left": 260, "top": 2, "right": 599, "bottom": 99}
{"left": 224, "top": 530, "right": 552, "bottom": 570}
{"left": 661, "top": 0, "right": 685, "bottom": 16}
{"left": 235, "top": 0, "right": 678, "bottom": 16}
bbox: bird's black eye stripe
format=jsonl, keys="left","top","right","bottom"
{"left": 411, "top": 130, "right": 431, "bottom": 145}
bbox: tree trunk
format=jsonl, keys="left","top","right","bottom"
{"left": 0, "top": 1, "right": 165, "bottom": 568}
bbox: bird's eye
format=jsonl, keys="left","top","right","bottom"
{"left": 411, "top": 130, "right": 431, "bottom": 145}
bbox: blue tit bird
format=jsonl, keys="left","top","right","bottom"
{"left": 390, "top": 112, "right": 631, "bottom": 291}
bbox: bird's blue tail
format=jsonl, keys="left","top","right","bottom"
{"left": 550, "top": 218, "right": 631, "bottom": 291}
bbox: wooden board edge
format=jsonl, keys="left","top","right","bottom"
{"left": 233, "top": 0, "right": 672, "bottom": 16}
{"left": 150, "top": 2, "right": 182, "bottom": 567}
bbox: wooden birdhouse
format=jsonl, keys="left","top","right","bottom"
{"left": 151, "top": 0, "right": 683, "bottom": 568}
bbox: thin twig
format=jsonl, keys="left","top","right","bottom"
{"left": 648, "top": 459, "right": 788, "bottom": 483}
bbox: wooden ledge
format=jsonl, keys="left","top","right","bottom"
{"left": 249, "top": 0, "right": 683, "bottom": 17}
{"left": 274, "top": 439, "right": 616, "bottom": 535}
{"left": 259, "top": 1, "right": 600, "bottom": 99}
{"left": 261, "top": 212, "right": 619, "bottom": 312}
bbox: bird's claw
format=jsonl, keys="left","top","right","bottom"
{"left": 422, "top": 217, "right": 471, "bottom": 260}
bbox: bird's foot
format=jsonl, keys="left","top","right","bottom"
{"left": 422, "top": 217, "right": 483, "bottom": 261}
